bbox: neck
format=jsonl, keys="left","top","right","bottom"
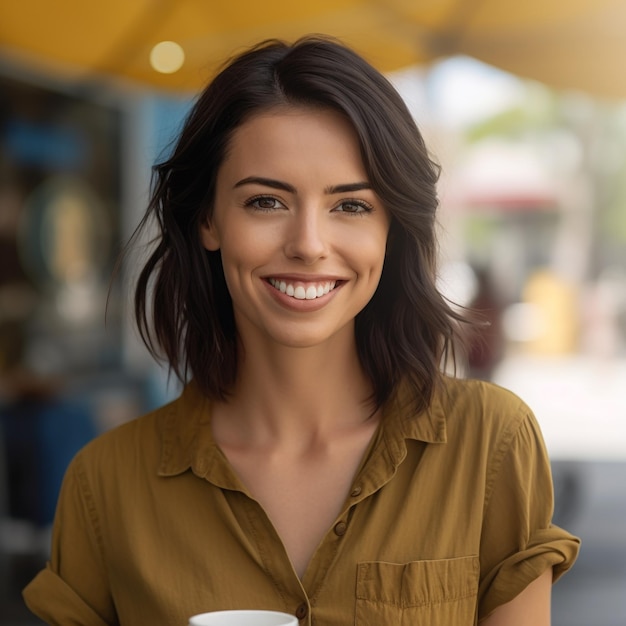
{"left": 213, "top": 330, "right": 376, "bottom": 446}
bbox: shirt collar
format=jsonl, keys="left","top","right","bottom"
{"left": 157, "top": 377, "right": 448, "bottom": 482}
{"left": 157, "top": 381, "right": 244, "bottom": 490}
{"left": 382, "top": 378, "right": 448, "bottom": 445}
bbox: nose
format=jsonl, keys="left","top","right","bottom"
{"left": 283, "top": 208, "right": 329, "bottom": 264}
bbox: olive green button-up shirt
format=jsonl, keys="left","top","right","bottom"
{"left": 23, "top": 377, "right": 579, "bottom": 625}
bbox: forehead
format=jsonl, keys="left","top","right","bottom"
{"left": 219, "top": 106, "right": 366, "bottom": 178}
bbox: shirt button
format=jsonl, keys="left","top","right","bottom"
{"left": 295, "top": 603, "right": 308, "bottom": 619}
{"left": 350, "top": 486, "right": 362, "bottom": 497}
{"left": 334, "top": 521, "right": 347, "bottom": 536}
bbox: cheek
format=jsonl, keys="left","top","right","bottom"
{"left": 358, "top": 230, "right": 389, "bottom": 272}
{"left": 218, "top": 235, "right": 268, "bottom": 289}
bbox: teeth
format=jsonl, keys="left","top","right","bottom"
{"left": 269, "top": 279, "right": 336, "bottom": 300}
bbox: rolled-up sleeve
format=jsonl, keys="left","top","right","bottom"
{"left": 23, "top": 567, "right": 111, "bottom": 626}
{"left": 23, "top": 452, "right": 117, "bottom": 626}
{"left": 478, "top": 408, "right": 580, "bottom": 619}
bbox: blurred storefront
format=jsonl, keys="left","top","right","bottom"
{"left": 0, "top": 72, "right": 142, "bottom": 612}
{"left": 0, "top": 74, "right": 123, "bottom": 380}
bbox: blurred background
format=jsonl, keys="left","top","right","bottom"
{"left": 0, "top": 2, "right": 625, "bottom": 624}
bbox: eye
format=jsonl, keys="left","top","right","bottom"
{"left": 244, "top": 195, "right": 286, "bottom": 212}
{"left": 334, "top": 199, "right": 374, "bottom": 214}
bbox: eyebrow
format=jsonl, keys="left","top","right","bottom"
{"left": 233, "top": 176, "right": 372, "bottom": 195}
{"left": 234, "top": 176, "right": 295, "bottom": 193}
{"left": 325, "top": 182, "right": 372, "bottom": 194}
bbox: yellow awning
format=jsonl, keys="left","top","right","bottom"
{"left": 1, "top": 0, "right": 625, "bottom": 97}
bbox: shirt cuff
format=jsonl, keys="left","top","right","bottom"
{"left": 23, "top": 565, "right": 111, "bottom": 626}
{"left": 479, "top": 524, "right": 581, "bottom": 619}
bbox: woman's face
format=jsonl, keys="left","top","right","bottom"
{"left": 201, "top": 106, "right": 390, "bottom": 350}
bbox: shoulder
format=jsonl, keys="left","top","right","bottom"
{"left": 390, "top": 375, "right": 537, "bottom": 453}
{"left": 433, "top": 376, "right": 539, "bottom": 455}
{"left": 70, "top": 397, "right": 178, "bottom": 482}
{"left": 438, "top": 376, "right": 531, "bottom": 421}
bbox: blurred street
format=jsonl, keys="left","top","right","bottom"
{"left": 551, "top": 460, "right": 626, "bottom": 626}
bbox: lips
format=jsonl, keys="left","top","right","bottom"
{"left": 267, "top": 278, "right": 338, "bottom": 300}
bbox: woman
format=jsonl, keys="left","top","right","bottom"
{"left": 24, "top": 37, "right": 579, "bottom": 625}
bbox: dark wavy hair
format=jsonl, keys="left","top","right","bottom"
{"left": 131, "top": 35, "right": 469, "bottom": 413}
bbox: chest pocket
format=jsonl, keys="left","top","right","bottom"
{"left": 355, "top": 556, "right": 479, "bottom": 626}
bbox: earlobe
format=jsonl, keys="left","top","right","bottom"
{"left": 200, "top": 221, "right": 221, "bottom": 251}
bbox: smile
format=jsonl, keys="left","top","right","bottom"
{"left": 267, "top": 278, "right": 337, "bottom": 300}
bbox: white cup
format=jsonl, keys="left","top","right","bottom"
{"left": 188, "top": 610, "right": 299, "bottom": 626}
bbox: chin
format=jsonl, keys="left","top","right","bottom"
{"left": 263, "top": 321, "right": 353, "bottom": 350}
{"left": 272, "top": 333, "right": 335, "bottom": 349}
